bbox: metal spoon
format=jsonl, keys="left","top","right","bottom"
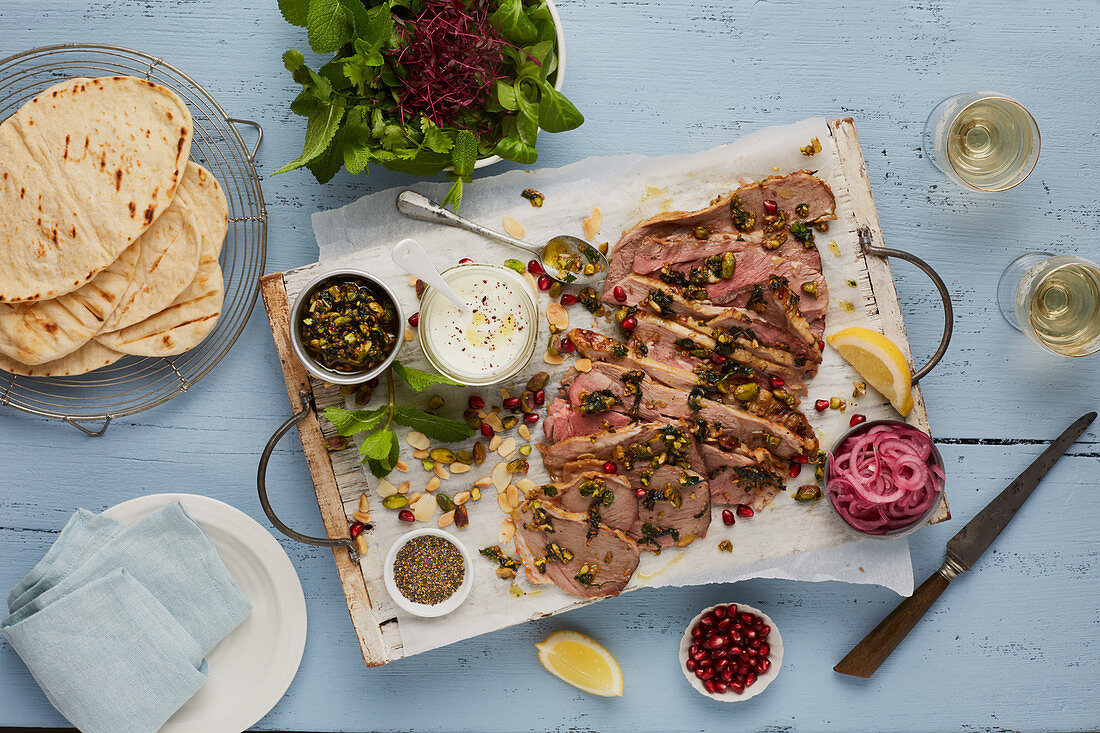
{"left": 391, "top": 237, "right": 469, "bottom": 314}
{"left": 395, "top": 190, "right": 610, "bottom": 287}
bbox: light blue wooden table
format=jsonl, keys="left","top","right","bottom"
{"left": 1, "top": 1, "right": 1098, "bottom": 731}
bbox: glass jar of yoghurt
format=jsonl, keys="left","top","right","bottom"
{"left": 418, "top": 263, "right": 539, "bottom": 386}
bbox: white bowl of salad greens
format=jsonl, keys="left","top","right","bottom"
{"left": 276, "top": 0, "right": 580, "bottom": 209}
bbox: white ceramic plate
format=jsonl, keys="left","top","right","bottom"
{"left": 678, "top": 603, "right": 784, "bottom": 702}
{"left": 102, "top": 493, "right": 307, "bottom": 733}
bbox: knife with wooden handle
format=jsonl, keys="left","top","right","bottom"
{"left": 834, "top": 411, "right": 1097, "bottom": 678}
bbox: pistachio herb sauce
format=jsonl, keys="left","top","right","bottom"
{"left": 422, "top": 266, "right": 534, "bottom": 381}
{"left": 299, "top": 277, "right": 398, "bottom": 373}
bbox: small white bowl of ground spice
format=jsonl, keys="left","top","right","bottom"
{"left": 383, "top": 528, "right": 473, "bottom": 618}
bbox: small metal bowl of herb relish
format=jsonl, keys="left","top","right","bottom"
{"left": 289, "top": 269, "right": 405, "bottom": 385}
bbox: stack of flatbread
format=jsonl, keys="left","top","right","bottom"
{"left": 0, "top": 76, "right": 228, "bottom": 377}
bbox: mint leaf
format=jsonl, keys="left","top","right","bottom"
{"left": 359, "top": 427, "right": 396, "bottom": 461}
{"left": 441, "top": 180, "right": 463, "bottom": 211}
{"left": 450, "top": 130, "right": 478, "bottom": 179}
{"left": 274, "top": 103, "right": 345, "bottom": 175}
{"left": 306, "top": 0, "right": 354, "bottom": 53}
{"left": 538, "top": 81, "right": 584, "bottom": 133}
{"left": 393, "top": 406, "right": 475, "bottom": 443}
{"left": 491, "top": 0, "right": 538, "bottom": 45}
{"left": 324, "top": 406, "right": 386, "bottom": 436}
{"left": 391, "top": 361, "right": 463, "bottom": 391}
{"left": 279, "top": 0, "right": 310, "bottom": 26}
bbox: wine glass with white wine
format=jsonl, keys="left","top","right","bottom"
{"left": 924, "top": 92, "right": 1040, "bottom": 191}
{"left": 998, "top": 253, "right": 1100, "bottom": 357}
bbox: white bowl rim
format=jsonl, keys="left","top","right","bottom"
{"left": 471, "top": 0, "right": 567, "bottom": 170}
{"left": 383, "top": 527, "right": 474, "bottom": 618}
{"left": 678, "top": 602, "right": 784, "bottom": 702}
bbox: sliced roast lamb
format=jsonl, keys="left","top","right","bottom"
{"left": 629, "top": 464, "right": 711, "bottom": 551}
{"left": 545, "top": 396, "right": 632, "bottom": 444}
{"left": 698, "top": 443, "right": 786, "bottom": 509}
{"left": 540, "top": 471, "right": 638, "bottom": 534}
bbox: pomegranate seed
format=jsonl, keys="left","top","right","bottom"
{"left": 468, "top": 395, "right": 485, "bottom": 409}
{"left": 686, "top": 658, "right": 697, "bottom": 672}
{"left": 722, "top": 509, "right": 735, "bottom": 526}
{"left": 705, "top": 635, "right": 728, "bottom": 649}
{"left": 745, "top": 629, "right": 757, "bottom": 640}
{"left": 367, "top": 377, "right": 380, "bottom": 388}
{"left": 408, "top": 312, "right": 420, "bottom": 327}
{"left": 503, "top": 397, "right": 520, "bottom": 409}
{"left": 793, "top": 455, "right": 808, "bottom": 463}
{"left": 523, "top": 412, "right": 539, "bottom": 424}
{"left": 721, "top": 667, "right": 734, "bottom": 682}
{"left": 711, "top": 649, "right": 727, "bottom": 659}
{"left": 762, "top": 199, "right": 778, "bottom": 215}
{"left": 817, "top": 339, "right": 826, "bottom": 351}
{"left": 560, "top": 294, "right": 578, "bottom": 306}
{"left": 534, "top": 389, "right": 545, "bottom": 406}
{"left": 714, "top": 680, "right": 728, "bottom": 693}
{"left": 713, "top": 605, "right": 727, "bottom": 619}
{"left": 695, "top": 668, "right": 708, "bottom": 680}
{"left": 710, "top": 354, "right": 727, "bottom": 364}
{"left": 621, "top": 316, "right": 638, "bottom": 331}
{"left": 759, "top": 643, "right": 770, "bottom": 657}
{"left": 737, "top": 662, "right": 750, "bottom": 676}
{"left": 692, "top": 648, "right": 708, "bottom": 661}
{"left": 728, "top": 644, "right": 743, "bottom": 656}
{"left": 690, "top": 644, "right": 699, "bottom": 656}
{"left": 758, "top": 658, "right": 771, "bottom": 673}
{"left": 480, "top": 423, "right": 494, "bottom": 437}
{"left": 692, "top": 626, "right": 704, "bottom": 639}
{"left": 537, "top": 274, "right": 551, "bottom": 291}
{"left": 704, "top": 679, "right": 717, "bottom": 694}
{"left": 635, "top": 488, "right": 647, "bottom": 498}
{"left": 349, "top": 521, "right": 365, "bottom": 538}
{"left": 613, "top": 285, "right": 627, "bottom": 302}
{"left": 716, "top": 617, "right": 731, "bottom": 631}
{"left": 700, "top": 613, "right": 715, "bottom": 626}
{"left": 740, "top": 612, "right": 754, "bottom": 624}
{"left": 850, "top": 413, "right": 867, "bottom": 427}
{"left": 769, "top": 375, "right": 785, "bottom": 389}
{"left": 745, "top": 672, "right": 757, "bottom": 687}
{"left": 603, "top": 461, "right": 618, "bottom": 474}
{"left": 397, "top": 509, "right": 415, "bottom": 522}
{"left": 527, "top": 259, "right": 544, "bottom": 275}
{"left": 559, "top": 338, "right": 575, "bottom": 354}
{"left": 715, "top": 658, "right": 729, "bottom": 671}
{"left": 730, "top": 680, "right": 745, "bottom": 694}
{"left": 699, "top": 669, "right": 715, "bottom": 681}
{"left": 789, "top": 461, "right": 801, "bottom": 478}
{"left": 459, "top": 257, "right": 474, "bottom": 264}
{"left": 737, "top": 505, "right": 755, "bottom": 518}
{"left": 730, "top": 630, "right": 742, "bottom": 643}
{"left": 760, "top": 625, "right": 770, "bottom": 636}
{"left": 697, "top": 657, "right": 712, "bottom": 669}
{"left": 814, "top": 399, "right": 829, "bottom": 412}
{"left": 727, "top": 604, "right": 737, "bottom": 616}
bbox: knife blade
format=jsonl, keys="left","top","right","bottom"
{"left": 834, "top": 411, "right": 1096, "bottom": 678}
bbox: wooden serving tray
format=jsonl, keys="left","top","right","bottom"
{"left": 259, "top": 118, "right": 950, "bottom": 667}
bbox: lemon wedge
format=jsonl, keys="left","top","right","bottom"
{"left": 826, "top": 327, "right": 914, "bottom": 416}
{"left": 536, "top": 630, "right": 624, "bottom": 697}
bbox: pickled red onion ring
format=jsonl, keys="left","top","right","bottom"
{"left": 827, "top": 424, "right": 943, "bottom": 534}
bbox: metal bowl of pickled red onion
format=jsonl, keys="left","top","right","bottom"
{"left": 823, "top": 419, "right": 946, "bottom": 539}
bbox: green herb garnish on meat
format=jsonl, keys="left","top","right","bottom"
{"left": 276, "top": 0, "right": 584, "bottom": 209}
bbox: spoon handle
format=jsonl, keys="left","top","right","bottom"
{"left": 396, "top": 190, "right": 541, "bottom": 256}
{"left": 391, "top": 238, "right": 468, "bottom": 313}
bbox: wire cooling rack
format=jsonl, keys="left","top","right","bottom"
{"left": 0, "top": 44, "right": 267, "bottom": 435}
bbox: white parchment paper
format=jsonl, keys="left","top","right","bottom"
{"left": 312, "top": 118, "right": 917, "bottom": 657}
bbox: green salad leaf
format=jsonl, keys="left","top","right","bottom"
{"left": 276, "top": 0, "right": 583, "bottom": 209}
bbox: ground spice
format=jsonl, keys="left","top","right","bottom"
{"left": 394, "top": 535, "right": 464, "bottom": 605}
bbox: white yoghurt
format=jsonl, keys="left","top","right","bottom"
{"left": 421, "top": 266, "right": 535, "bottom": 383}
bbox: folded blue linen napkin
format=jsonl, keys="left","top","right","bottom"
{"left": 2, "top": 501, "right": 253, "bottom": 733}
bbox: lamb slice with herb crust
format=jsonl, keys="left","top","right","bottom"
{"left": 539, "top": 472, "right": 638, "bottom": 534}
{"left": 698, "top": 443, "right": 786, "bottom": 509}
{"left": 603, "top": 171, "right": 836, "bottom": 300}
{"left": 512, "top": 500, "right": 639, "bottom": 598}
{"left": 545, "top": 396, "right": 632, "bottom": 443}
{"left": 629, "top": 464, "right": 711, "bottom": 552}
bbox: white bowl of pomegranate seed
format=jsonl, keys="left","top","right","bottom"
{"left": 679, "top": 603, "right": 783, "bottom": 701}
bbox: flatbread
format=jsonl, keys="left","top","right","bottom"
{"left": 0, "top": 340, "right": 123, "bottom": 377}
{"left": 0, "top": 242, "right": 140, "bottom": 365}
{"left": 97, "top": 162, "right": 215, "bottom": 333}
{"left": 0, "top": 76, "right": 193, "bottom": 303}
{"left": 180, "top": 161, "right": 228, "bottom": 258}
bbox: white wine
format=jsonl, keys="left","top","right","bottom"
{"left": 1015, "top": 258, "right": 1100, "bottom": 357}
{"left": 946, "top": 98, "right": 1037, "bottom": 191}
{"left": 925, "top": 92, "right": 1040, "bottom": 192}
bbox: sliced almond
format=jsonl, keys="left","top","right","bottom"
{"left": 352, "top": 511, "right": 372, "bottom": 524}
{"left": 408, "top": 492, "right": 422, "bottom": 505}
{"left": 498, "top": 387, "right": 511, "bottom": 401}
{"left": 376, "top": 479, "right": 397, "bottom": 498}
{"left": 518, "top": 424, "right": 531, "bottom": 441}
{"left": 582, "top": 206, "right": 602, "bottom": 240}
{"left": 358, "top": 492, "right": 370, "bottom": 513}
{"left": 408, "top": 274, "right": 419, "bottom": 287}
{"left": 488, "top": 434, "right": 502, "bottom": 452}
{"left": 438, "top": 510, "right": 456, "bottom": 528}
{"left": 397, "top": 483, "right": 409, "bottom": 495}
{"left": 574, "top": 357, "right": 593, "bottom": 373}
{"left": 355, "top": 534, "right": 369, "bottom": 555}
{"left": 394, "top": 460, "right": 409, "bottom": 472}
{"left": 404, "top": 328, "right": 414, "bottom": 342}
{"left": 486, "top": 413, "right": 504, "bottom": 433}
{"left": 505, "top": 484, "right": 521, "bottom": 510}
{"left": 516, "top": 478, "right": 537, "bottom": 492}
{"left": 411, "top": 493, "right": 437, "bottom": 522}
{"left": 412, "top": 449, "right": 429, "bottom": 460}
{"left": 502, "top": 215, "right": 526, "bottom": 239}
{"left": 434, "top": 463, "right": 450, "bottom": 480}
{"left": 498, "top": 437, "right": 517, "bottom": 459}
{"left": 473, "top": 477, "right": 493, "bottom": 488}
{"left": 546, "top": 302, "right": 569, "bottom": 331}
{"left": 497, "top": 491, "right": 511, "bottom": 513}
{"left": 499, "top": 518, "right": 516, "bottom": 545}
{"left": 407, "top": 431, "right": 430, "bottom": 451}
{"left": 491, "top": 461, "right": 510, "bottom": 491}
{"left": 450, "top": 462, "right": 471, "bottom": 474}
{"left": 544, "top": 351, "right": 564, "bottom": 365}
{"left": 455, "top": 490, "right": 472, "bottom": 505}
{"left": 426, "top": 476, "right": 441, "bottom": 493}
{"left": 523, "top": 271, "right": 539, "bottom": 292}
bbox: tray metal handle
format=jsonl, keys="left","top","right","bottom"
{"left": 257, "top": 390, "right": 360, "bottom": 563}
{"left": 858, "top": 226, "right": 953, "bottom": 384}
